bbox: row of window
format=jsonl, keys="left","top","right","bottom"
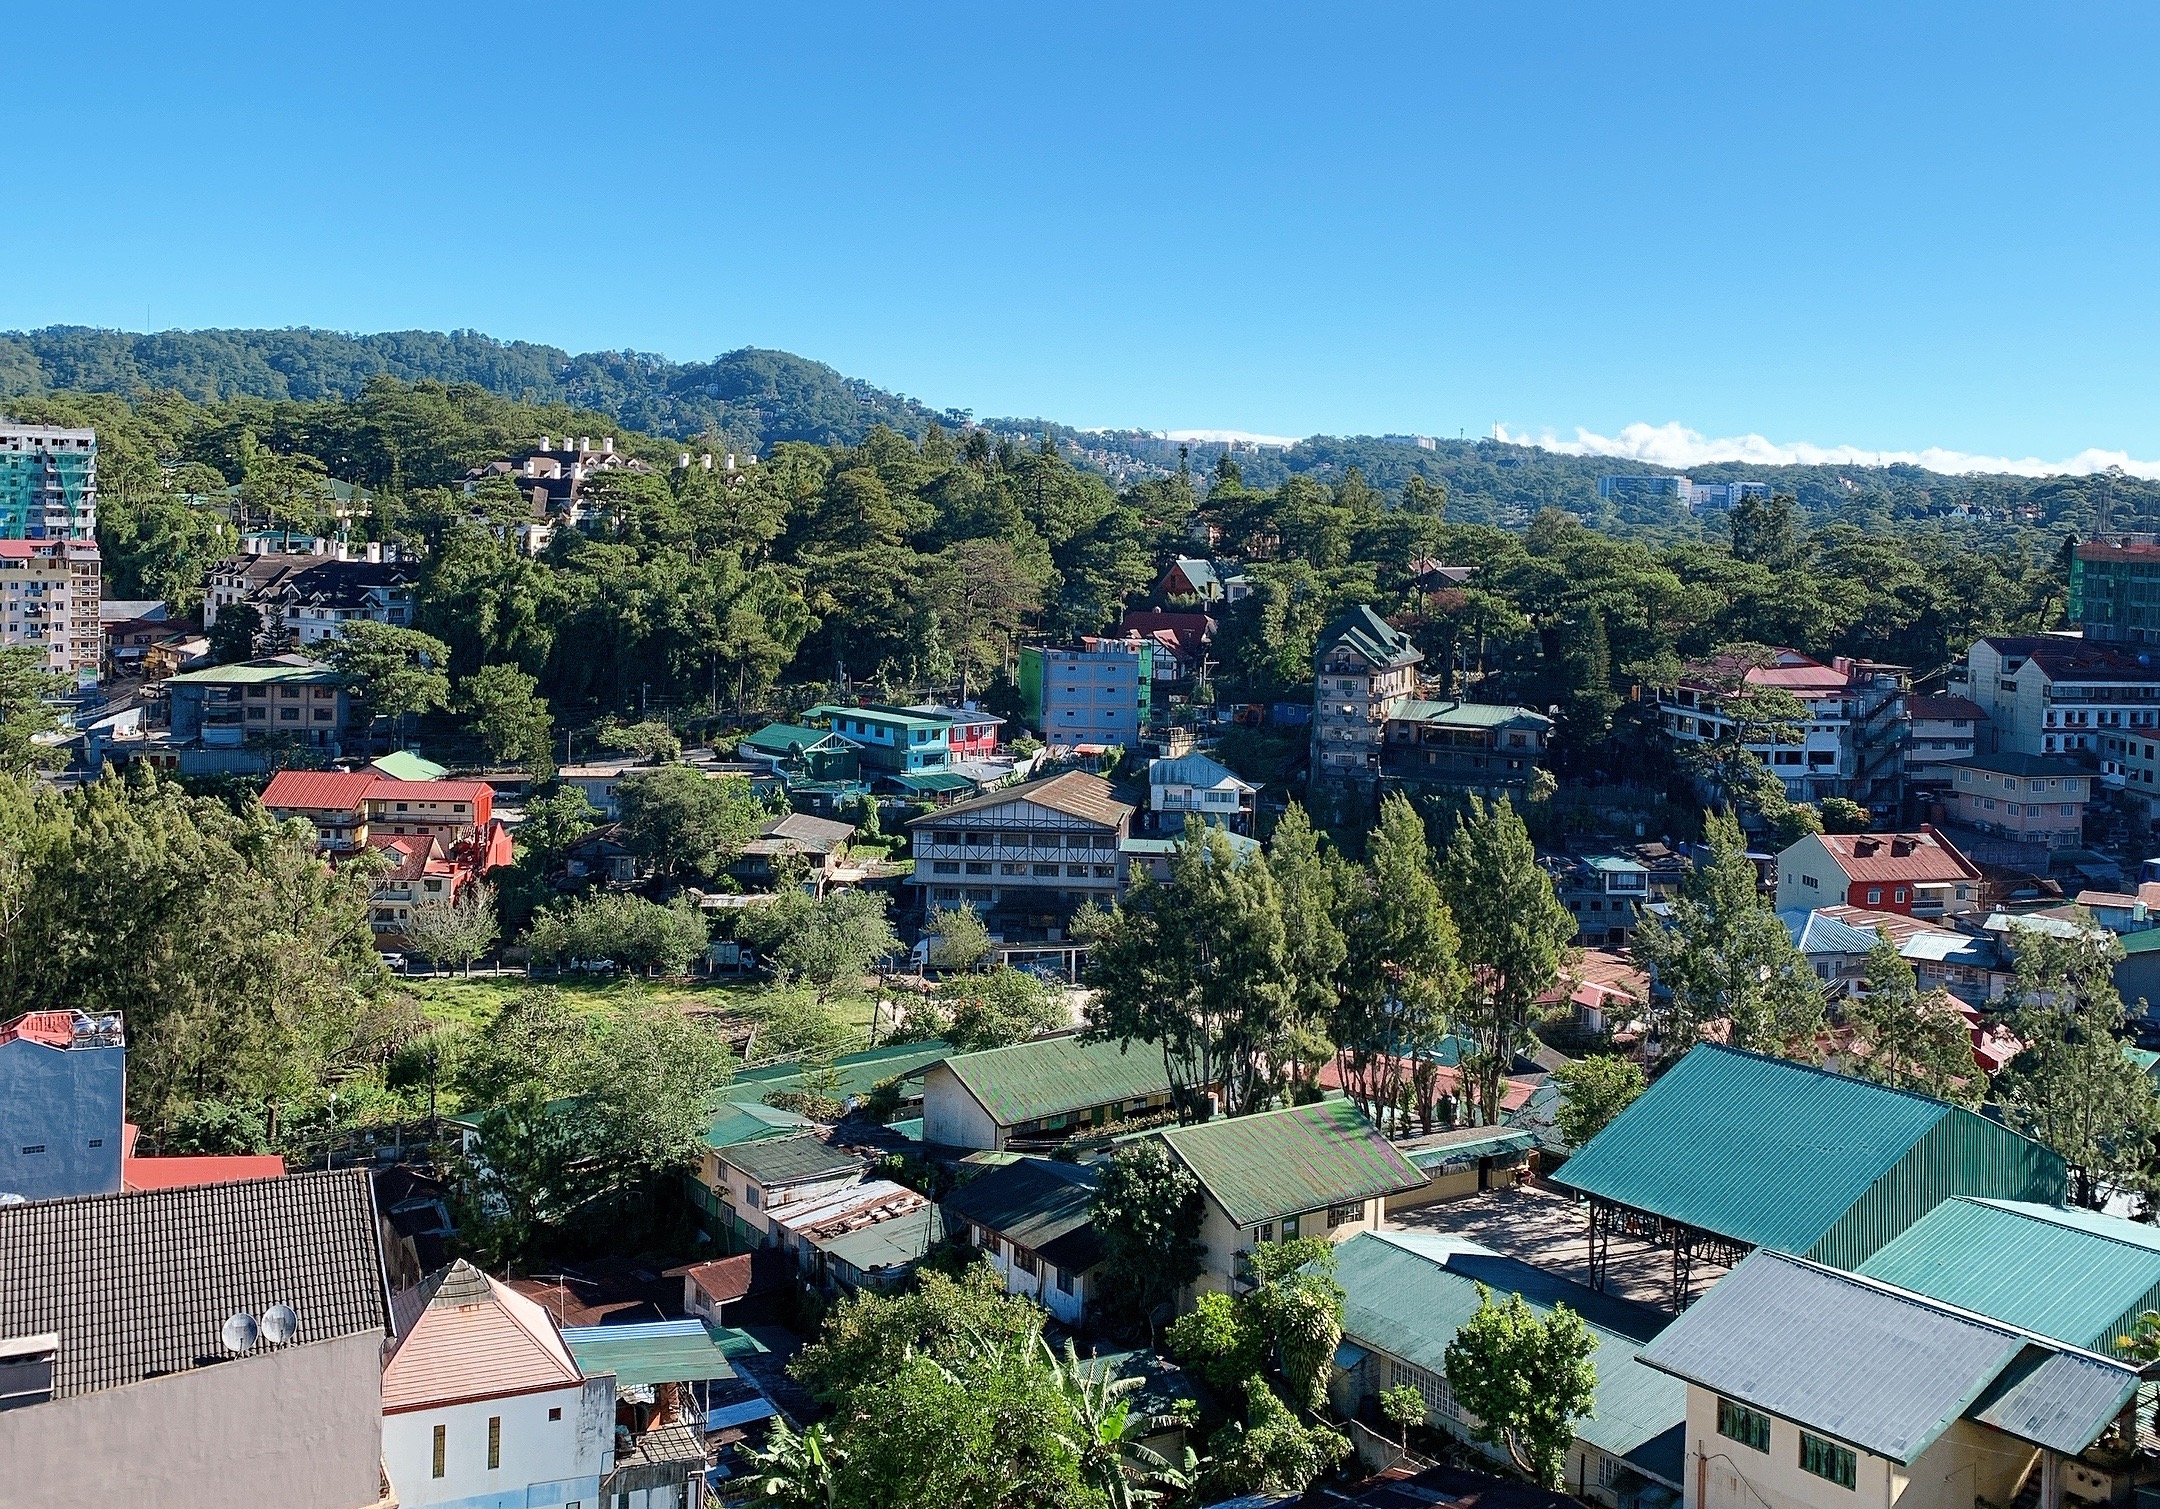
{"left": 1716, "top": 1397, "right": 1855, "bottom": 1490}
{"left": 933, "top": 861, "right": 1116, "bottom": 879}
{"left": 930, "top": 830, "right": 1118, "bottom": 849}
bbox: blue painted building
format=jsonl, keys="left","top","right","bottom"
{"left": 803, "top": 703, "right": 954, "bottom": 773}
{"left": 0, "top": 1010, "right": 126, "bottom": 1200}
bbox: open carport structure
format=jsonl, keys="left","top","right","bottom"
{"left": 1552, "top": 1044, "right": 2066, "bottom": 1309}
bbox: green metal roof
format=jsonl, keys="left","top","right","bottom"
{"left": 703, "top": 1099, "right": 816, "bottom": 1151}
{"left": 738, "top": 722, "right": 852, "bottom": 754}
{"left": 891, "top": 770, "right": 975, "bottom": 792}
{"left": 716, "top": 1133, "right": 862, "bottom": 1187}
{"left": 560, "top": 1319, "right": 755, "bottom": 1385}
{"left": 2119, "top": 928, "right": 2160, "bottom": 956}
{"left": 1391, "top": 699, "right": 1551, "bottom": 729}
{"left": 938, "top": 1034, "right": 1173, "bottom": 1127}
{"left": 1314, "top": 605, "right": 1422, "bottom": 672}
{"left": 1334, "top": 1231, "right": 1685, "bottom": 1482}
{"left": 818, "top": 1202, "right": 939, "bottom": 1277}
{"left": 166, "top": 659, "right": 336, "bottom": 685}
{"left": 942, "top": 1156, "right": 1103, "bottom": 1271}
{"left": 371, "top": 749, "right": 448, "bottom": 781}
{"left": 1399, "top": 1126, "right": 1538, "bottom": 1170}
{"left": 804, "top": 703, "right": 949, "bottom": 731}
{"left": 723, "top": 1039, "right": 951, "bottom": 1106}
{"left": 1554, "top": 1044, "right": 2065, "bottom": 1260}
{"left": 1859, "top": 1197, "right": 2160, "bottom": 1356}
{"left": 1160, "top": 1099, "right": 1425, "bottom": 1228}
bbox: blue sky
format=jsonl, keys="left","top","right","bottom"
{"left": 8, "top": 2, "right": 2160, "bottom": 470}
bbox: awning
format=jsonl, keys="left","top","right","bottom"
{"left": 1405, "top": 1127, "right": 1538, "bottom": 1170}
{"left": 890, "top": 770, "right": 976, "bottom": 793}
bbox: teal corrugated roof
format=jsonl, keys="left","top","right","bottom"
{"left": 1400, "top": 1126, "right": 1537, "bottom": 1170}
{"left": 703, "top": 1100, "right": 814, "bottom": 1151}
{"left": 560, "top": 1319, "right": 746, "bottom": 1385}
{"left": 1390, "top": 699, "right": 1551, "bottom": 730}
{"left": 1334, "top": 1232, "right": 1685, "bottom": 1479}
{"left": 891, "top": 770, "right": 975, "bottom": 792}
{"left": 725, "top": 1040, "right": 950, "bottom": 1106}
{"left": 739, "top": 722, "right": 850, "bottom": 754}
{"left": 1161, "top": 1099, "right": 1425, "bottom": 1228}
{"left": 1859, "top": 1198, "right": 2160, "bottom": 1355}
{"left": 940, "top": 1034, "right": 1173, "bottom": 1127}
{"left": 1554, "top": 1044, "right": 1960, "bottom": 1253}
{"left": 818, "top": 1202, "right": 938, "bottom": 1276}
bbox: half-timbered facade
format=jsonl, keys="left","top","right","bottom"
{"left": 905, "top": 770, "right": 1134, "bottom": 941}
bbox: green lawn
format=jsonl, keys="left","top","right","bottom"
{"left": 404, "top": 971, "right": 886, "bottom": 1041}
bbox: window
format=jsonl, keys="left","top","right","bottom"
{"left": 1388, "top": 1357, "right": 1458, "bottom": 1421}
{"left": 432, "top": 1423, "right": 446, "bottom": 1478}
{"left": 1717, "top": 1398, "right": 1771, "bottom": 1452}
{"left": 1801, "top": 874, "right": 1818, "bottom": 888}
{"left": 87, "top": 1138, "right": 102, "bottom": 1148}
{"left": 1866, "top": 888, "right": 1882, "bottom": 906}
{"left": 1800, "top": 1433, "right": 1855, "bottom": 1489}
{"left": 549, "top": 1406, "right": 563, "bottom": 1421}
{"left": 19, "top": 1144, "right": 44, "bottom": 1155}
{"left": 487, "top": 1415, "right": 501, "bottom": 1469}
{"left": 1327, "top": 1200, "right": 1365, "bottom": 1228}
{"left": 1056, "top": 1267, "right": 1075, "bottom": 1294}
{"left": 1893, "top": 888, "right": 1907, "bottom": 904}
{"left": 745, "top": 1185, "right": 761, "bottom": 1208}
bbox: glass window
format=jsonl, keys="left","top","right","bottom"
{"left": 488, "top": 1416, "right": 501, "bottom": 1470}
{"left": 432, "top": 1423, "right": 446, "bottom": 1478}
{"left": 1717, "top": 1398, "right": 1771, "bottom": 1452}
{"left": 1800, "top": 1433, "right": 1855, "bottom": 1489}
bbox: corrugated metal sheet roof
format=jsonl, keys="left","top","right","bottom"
{"left": 941, "top": 1157, "right": 1103, "bottom": 1271}
{"left": 722, "top": 1039, "right": 950, "bottom": 1106}
{"left": 703, "top": 1100, "right": 815, "bottom": 1151}
{"left": 1396, "top": 1126, "right": 1538, "bottom": 1170}
{"left": 561, "top": 1319, "right": 745, "bottom": 1385}
{"left": 1637, "top": 1250, "right": 2139, "bottom": 1463}
{"left": 816, "top": 1201, "right": 939, "bottom": 1277}
{"left": 1334, "top": 1232, "right": 1684, "bottom": 1479}
{"left": 1859, "top": 1198, "right": 2160, "bottom": 1354}
{"left": 940, "top": 1033, "right": 1173, "bottom": 1127}
{"left": 1554, "top": 1045, "right": 1958, "bottom": 1252}
{"left": 1161, "top": 1099, "right": 1425, "bottom": 1228}
{"left": 717, "top": 1134, "right": 863, "bottom": 1188}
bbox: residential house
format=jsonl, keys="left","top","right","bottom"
{"left": 1330, "top": 1231, "right": 1684, "bottom": 1509}
{"left": 906, "top": 702, "right": 1004, "bottom": 759}
{"left": 1944, "top": 752, "right": 2090, "bottom": 850}
{"left": 563, "top": 825, "right": 642, "bottom": 886}
{"left": 1119, "top": 607, "right": 1214, "bottom": 682}
{"left": 674, "top": 1251, "right": 790, "bottom": 1329}
{"left": 1815, "top": 905, "right": 2015, "bottom": 1003}
{"left": 556, "top": 761, "right": 637, "bottom": 820}
{"left": 1959, "top": 634, "right": 2160, "bottom": 814}
{"left": 733, "top": 811, "right": 856, "bottom": 889}
{"left": 262, "top": 769, "right": 508, "bottom": 942}
{"left": 382, "top": 1259, "right": 615, "bottom": 1509}
{"left": 1147, "top": 750, "right": 1257, "bottom": 833}
{"left": 0, "top": 1009, "right": 125, "bottom": 1200}
{"left": 203, "top": 539, "right": 415, "bottom": 644}
{"left": 1311, "top": 605, "right": 1425, "bottom": 788}
{"left": 1554, "top": 1044, "right": 2066, "bottom": 1307}
{"left": 459, "top": 435, "right": 653, "bottom": 527}
{"left": 1773, "top": 826, "right": 1982, "bottom": 920}
{"left": 1561, "top": 856, "right": 1654, "bottom": 947}
{"left": 1119, "top": 828, "right": 1262, "bottom": 885}
{"left": 1779, "top": 909, "right": 1881, "bottom": 997}
{"left": 372, "top": 747, "right": 448, "bottom": 781}
{"left": 906, "top": 770, "right": 1134, "bottom": 940}
{"left": 921, "top": 1032, "right": 1177, "bottom": 1151}
{"left": 1546, "top": 948, "right": 1650, "bottom": 1039}
{"left": 152, "top": 655, "right": 360, "bottom": 773}
{"left": 0, "top": 1170, "right": 391, "bottom": 1509}
{"left": 1019, "top": 642, "right": 1152, "bottom": 747}
{"left": 1656, "top": 648, "right": 1905, "bottom": 814}
{"left": 734, "top": 723, "right": 862, "bottom": 784}
{"left": 1904, "top": 694, "right": 1987, "bottom": 796}
{"left": 942, "top": 1155, "right": 1105, "bottom": 1326}
{"left": 1159, "top": 556, "right": 1250, "bottom": 603}
{"left": 1154, "top": 1098, "right": 1426, "bottom": 1302}
{"left": 804, "top": 703, "right": 954, "bottom": 774}
{"left": 1380, "top": 698, "right": 1553, "bottom": 800}
{"left": 1857, "top": 1196, "right": 2160, "bottom": 1357}
{"left": 1638, "top": 1248, "right": 2142, "bottom": 1509}
{"left": 562, "top": 1320, "right": 759, "bottom": 1508}
{"left": 701, "top": 1134, "right": 866, "bottom": 1253}
{"left": 717, "top": 1039, "right": 952, "bottom": 1116}
{"left": 768, "top": 1178, "right": 937, "bottom": 1292}
{"left": 103, "top": 614, "right": 204, "bottom": 680}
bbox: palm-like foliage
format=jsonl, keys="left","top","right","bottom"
{"left": 1042, "top": 1336, "right": 1200, "bottom": 1509}
{"left": 741, "top": 1418, "right": 840, "bottom": 1507}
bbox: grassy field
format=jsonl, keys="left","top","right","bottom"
{"left": 402, "top": 971, "right": 885, "bottom": 1041}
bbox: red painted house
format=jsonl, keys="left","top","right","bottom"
{"left": 1774, "top": 825, "right": 1984, "bottom": 920}
{"left": 904, "top": 703, "right": 1005, "bottom": 759}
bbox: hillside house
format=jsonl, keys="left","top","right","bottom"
{"left": 906, "top": 770, "right": 1134, "bottom": 940}
{"left": 700, "top": 1135, "right": 865, "bottom": 1253}
{"left": 1311, "top": 605, "right": 1424, "bottom": 788}
{"left": 1773, "top": 827, "right": 1983, "bottom": 919}
{"left": 1147, "top": 750, "right": 1258, "bottom": 832}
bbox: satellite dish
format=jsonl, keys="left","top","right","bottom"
{"left": 261, "top": 1304, "right": 297, "bottom": 1345}
{"left": 221, "top": 1311, "right": 258, "bottom": 1353}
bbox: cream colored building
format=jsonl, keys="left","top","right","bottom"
{"left": 0, "top": 538, "right": 100, "bottom": 684}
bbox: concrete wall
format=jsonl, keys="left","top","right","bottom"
{"left": 921, "top": 1063, "right": 1002, "bottom": 1150}
{"left": 0, "top": 1328, "right": 384, "bottom": 1509}
{"left": 1773, "top": 838, "right": 1847, "bottom": 915}
{"left": 1190, "top": 1193, "right": 1383, "bottom": 1303}
{"left": 0, "top": 1035, "right": 123, "bottom": 1200}
{"left": 383, "top": 1376, "right": 612, "bottom": 1509}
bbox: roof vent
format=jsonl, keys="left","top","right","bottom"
{"left": 1891, "top": 838, "right": 1915, "bottom": 857}
{"left": 0, "top": 1332, "right": 58, "bottom": 1412}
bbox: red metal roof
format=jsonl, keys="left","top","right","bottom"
{"left": 364, "top": 779, "right": 491, "bottom": 802}
{"left": 262, "top": 770, "right": 379, "bottom": 812}
{"left": 122, "top": 1154, "right": 287, "bottom": 1191}
{"left": 1814, "top": 826, "right": 1982, "bottom": 885}
{"left": 0, "top": 1011, "right": 76, "bottom": 1048}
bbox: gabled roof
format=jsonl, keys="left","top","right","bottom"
{"left": 166, "top": 657, "right": 337, "bottom": 686}
{"left": 1907, "top": 695, "right": 1987, "bottom": 723}
{"left": 804, "top": 703, "right": 949, "bottom": 732}
{"left": 1314, "top": 605, "right": 1422, "bottom": 673}
{"left": 751, "top": 811, "right": 856, "bottom": 851}
{"left": 366, "top": 778, "right": 492, "bottom": 803}
{"left": 1802, "top": 827, "right": 1982, "bottom": 886}
{"left": 942, "top": 1156, "right": 1104, "bottom": 1272}
{"left": 937, "top": 1033, "right": 1174, "bottom": 1127}
{"left": 1858, "top": 1198, "right": 2160, "bottom": 1356}
{"left": 704, "top": 1099, "right": 815, "bottom": 1151}
{"left": 738, "top": 722, "right": 854, "bottom": 755}
{"left": 1637, "top": 1249, "right": 2139, "bottom": 1463}
{"left": 1159, "top": 1099, "right": 1425, "bottom": 1228}
{"left": 1391, "top": 699, "right": 1552, "bottom": 730}
{"left": 1335, "top": 1232, "right": 1684, "bottom": 1480}
{"left": 0, "top": 1169, "right": 389, "bottom": 1399}
{"left": 262, "top": 769, "right": 379, "bottom": 811}
{"left": 383, "top": 1258, "right": 582, "bottom": 1411}
{"left": 905, "top": 770, "right": 1133, "bottom": 828}
{"left": 1165, "top": 556, "right": 1222, "bottom": 594}
{"left": 1148, "top": 752, "right": 1257, "bottom": 792}
{"left": 371, "top": 749, "right": 449, "bottom": 782}
{"left": 1981, "top": 636, "right": 2160, "bottom": 684}
{"left": 1553, "top": 1044, "right": 2064, "bottom": 1256}
{"left": 716, "top": 1133, "right": 863, "bottom": 1188}
{"left": 1779, "top": 907, "right": 1884, "bottom": 956}
{"left": 722, "top": 1039, "right": 950, "bottom": 1107}
{"left": 561, "top": 1318, "right": 748, "bottom": 1386}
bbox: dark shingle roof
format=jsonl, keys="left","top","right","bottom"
{"left": 942, "top": 1157, "right": 1103, "bottom": 1271}
{"left": 1314, "top": 605, "right": 1423, "bottom": 673}
{"left": 0, "top": 1169, "right": 390, "bottom": 1398}
{"left": 716, "top": 1134, "right": 863, "bottom": 1188}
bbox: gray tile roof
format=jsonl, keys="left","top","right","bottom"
{"left": 0, "top": 1169, "right": 391, "bottom": 1398}
{"left": 1637, "top": 1249, "right": 2137, "bottom": 1463}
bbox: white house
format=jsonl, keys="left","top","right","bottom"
{"left": 940, "top": 1155, "right": 1104, "bottom": 1326}
{"left": 382, "top": 1259, "right": 615, "bottom": 1509}
{"left": 703, "top": 1134, "right": 865, "bottom": 1251}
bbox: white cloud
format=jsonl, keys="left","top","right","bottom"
{"left": 1490, "top": 420, "right": 2160, "bottom": 482}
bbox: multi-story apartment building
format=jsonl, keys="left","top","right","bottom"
{"left": 0, "top": 1009, "right": 126, "bottom": 1201}
{"left": 1311, "top": 606, "right": 1424, "bottom": 787}
{"left": 1657, "top": 648, "right": 1905, "bottom": 813}
{"left": 0, "top": 425, "right": 97, "bottom": 540}
{"left": 0, "top": 538, "right": 102, "bottom": 685}
{"left": 1959, "top": 634, "right": 2160, "bottom": 810}
{"left": 1904, "top": 693, "right": 1986, "bottom": 797}
{"left": 1379, "top": 697, "right": 1551, "bottom": 800}
{"left": 1019, "top": 642, "right": 1152, "bottom": 748}
{"left": 2069, "top": 536, "right": 2160, "bottom": 643}
{"left": 1596, "top": 474, "right": 1688, "bottom": 502}
{"left": 804, "top": 703, "right": 955, "bottom": 773}
{"left": 906, "top": 770, "right": 1134, "bottom": 940}
{"left": 202, "top": 536, "right": 415, "bottom": 646}
{"left": 1942, "top": 752, "right": 2089, "bottom": 850}
{"left": 1685, "top": 480, "right": 1772, "bottom": 510}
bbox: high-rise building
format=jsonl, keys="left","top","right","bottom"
{"left": 1596, "top": 474, "right": 1689, "bottom": 501}
{"left": 2069, "top": 537, "right": 2160, "bottom": 643}
{"left": 0, "top": 539, "right": 102, "bottom": 685}
{"left": 0, "top": 425, "right": 97, "bottom": 540}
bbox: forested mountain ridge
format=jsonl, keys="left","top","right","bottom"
{"left": 7, "top": 322, "right": 2160, "bottom": 536}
